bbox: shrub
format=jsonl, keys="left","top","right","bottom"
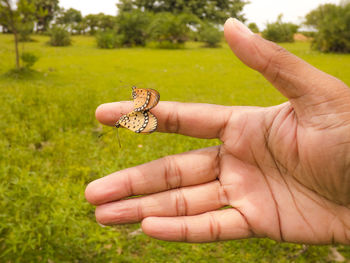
{"left": 95, "top": 30, "right": 123, "bottom": 49}
{"left": 148, "top": 12, "right": 198, "bottom": 47}
{"left": 115, "top": 10, "right": 151, "bottom": 46}
{"left": 305, "top": 3, "right": 350, "bottom": 53}
{"left": 262, "top": 15, "right": 299, "bottom": 43}
{"left": 21, "top": 52, "right": 39, "bottom": 69}
{"left": 198, "top": 23, "right": 222, "bottom": 47}
{"left": 48, "top": 26, "right": 71, "bottom": 46}
{"left": 248, "top": 22, "right": 260, "bottom": 33}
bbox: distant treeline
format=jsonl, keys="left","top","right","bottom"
{"left": 0, "top": 0, "right": 349, "bottom": 53}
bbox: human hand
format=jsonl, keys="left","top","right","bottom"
{"left": 85, "top": 18, "right": 350, "bottom": 244}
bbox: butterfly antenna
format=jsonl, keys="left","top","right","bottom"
{"left": 116, "top": 128, "right": 122, "bottom": 148}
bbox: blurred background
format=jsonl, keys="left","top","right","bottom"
{"left": 0, "top": 0, "right": 349, "bottom": 262}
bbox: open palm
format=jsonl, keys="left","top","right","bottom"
{"left": 85, "top": 19, "right": 350, "bottom": 244}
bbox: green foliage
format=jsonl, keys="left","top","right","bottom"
{"left": 48, "top": 25, "right": 71, "bottom": 46}
{"left": 198, "top": 23, "right": 222, "bottom": 47}
{"left": 1, "top": 34, "right": 350, "bottom": 262}
{"left": 148, "top": 12, "right": 197, "bottom": 46}
{"left": 56, "top": 7, "right": 82, "bottom": 25}
{"left": 20, "top": 51, "right": 38, "bottom": 68}
{"left": 84, "top": 14, "right": 100, "bottom": 35}
{"left": 98, "top": 14, "right": 116, "bottom": 31}
{"left": 248, "top": 22, "right": 260, "bottom": 33}
{"left": 95, "top": 30, "right": 122, "bottom": 49}
{"left": 117, "top": 0, "right": 247, "bottom": 23}
{"left": 32, "top": 0, "right": 59, "bottom": 32}
{"left": 115, "top": 10, "right": 151, "bottom": 46}
{"left": 262, "top": 15, "right": 299, "bottom": 43}
{"left": 83, "top": 13, "right": 116, "bottom": 35}
{"left": 299, "top": 31, "right": 316, "bottom": 38}
{"left": 56, "top": 7, "right": 82, "bottom": 34}
{"left": 18, "top": 21, "right": 34, "bottom": 41}
{"left": 305, "top": 3, "right": 350, "bottom": 53}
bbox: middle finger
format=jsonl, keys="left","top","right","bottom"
{"left": 85, "top": 146, "right": 221, "bottom": 205}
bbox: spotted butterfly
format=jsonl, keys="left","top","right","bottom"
{"left": 115, "top": 87, "right": 159, "bottom": 134}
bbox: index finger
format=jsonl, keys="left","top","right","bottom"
{"left": 96, "top": 101, "right": 237, "bottom": 139}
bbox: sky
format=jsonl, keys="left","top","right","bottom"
{"left": 59, "top": 0, "right": 341, "bottom": 30}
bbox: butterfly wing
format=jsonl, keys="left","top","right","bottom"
{"left": 141, "top": 111, "right": 158, "bottom": 133}
{"left": 116, "top": 111, "right": 158, "bottom": 134}
{"left": 132, "top": 87, "right": 160, "bottom": 111}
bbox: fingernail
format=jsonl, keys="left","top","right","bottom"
{"left": 229, "top": 18, "right": 253, "bottom": 35}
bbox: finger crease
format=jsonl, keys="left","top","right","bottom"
{"left": 175, "top": 188, "right": 187, "bottom": 216}
{"left": 137, "top": 199, "right": 144, "bottom": 221}
{"left": 209, "top": 212, "right": 221, "bottom": 241}
{"left": 126, "top": 172, "right": 135, "bottom": 196}
{"left": 217, "top": 181, "right": 229, "bottom": 206}
{"left": 163, "top": 156, "right": 182, "bottom": 189}
{"left": 165, "top": 106, "right": 181, "bottom": 134}
{"left": 181, "top": 218, "right": 189, "bottom": 242}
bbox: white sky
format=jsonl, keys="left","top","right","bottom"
{"left": 59, "top": 0, "right": 340, "bottom": 29}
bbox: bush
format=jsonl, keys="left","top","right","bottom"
{"left": 21, "top": 52, "right": 39, "bottom": 69}
{"left": 148, "top": 12, "right": 198, "bottom": 46}
{"left": 48, "top": 26, "right": 71, "bottom": 46}
{"left": 95, "top": 30, "right": 123, "bottom": 49}
{"left": 198, "top": 23, "right": 222, "bottom": 47}
{"left": 305, "top": 3, "right": 350, "bottom": 53}
{"left": 115, "top": 10, "right": 151, "bottom": 46}
{"left": 262, "top": 15, "right": 299, "bottom": 43}
{"left": 248, "top": 22, "right": 260, "bottom": 33}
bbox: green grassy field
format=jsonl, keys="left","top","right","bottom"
{"left": 0, "top": 34, "right": 349, "bottom": 262}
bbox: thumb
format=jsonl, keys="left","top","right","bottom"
{"left": 224, "top": 18, "right": 350, "bottom": 121}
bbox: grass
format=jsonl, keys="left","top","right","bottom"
{"left": 0, "top": 34, "right": 349, "bottom": 262}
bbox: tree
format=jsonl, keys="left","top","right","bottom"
{"left": 198, "top": 22, "right": 222, "bottom": 47}
{"left": 82, "top": 13, "right": 116, "bottom": 35}
{"left": 98, "top": 14, "right": 116, "bottom": 31}
{"left": 148, "top": 12, "right": 198, "bottom": 45}
{"left": 0, "top": 0, "right": 35, "bottom": 68}
{"left": 31, "top": 0, "right": 59, "bottom": 32}
{"left": 56, "top": 8, "right": 82, "bottom": 25}
{"left": 56, "top": 8, "right": 82, "bottom": 33}
{"left": 248, "top": 22, "right": 259, "bottom": 33}
{"left": 262, "top": 14, "right": 299, "bottom": 43}
{"left": 115, "top": 10, "right": 151, "bottom": 46}
{"left": 117, "top": 0, "right": 247, "bottom": 24}
{"left": 84, "top": 14, "right": 100, "bottom": 35}
{"left": 305, "top": 3, "right": 350, "bottom": 53}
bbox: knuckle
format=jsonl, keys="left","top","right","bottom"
{"left": 163, "top": 155, "right": 182, "bottom": 189}
{"left": 164, "top": 106, "right": 181, "bottom": 133}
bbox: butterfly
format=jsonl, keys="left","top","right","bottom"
{"left": 115, "top": 87, "right": 160, "bottom": 134}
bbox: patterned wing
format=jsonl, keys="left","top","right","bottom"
{"left": 132, "top": 87, "right": 160, "bottom": 111}
{"left": 116, "top": 111, "right": 158, "bottom": 134}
